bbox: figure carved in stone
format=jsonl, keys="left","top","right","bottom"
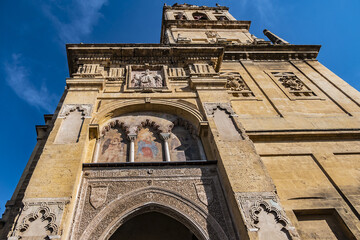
{"left": 131, "top": 69, "right": 163, "bottom": 88}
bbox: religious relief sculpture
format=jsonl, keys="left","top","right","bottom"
{"left": 130, "top": 69, "right": 164, "bottom": 88}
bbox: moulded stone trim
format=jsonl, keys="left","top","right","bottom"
{"left": 59, "top": 104, "right": 93, "bottom": 118}
{"left": 79, "top": 186, "right": 229, "bottom": 240}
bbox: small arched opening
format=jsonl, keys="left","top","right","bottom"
{"left": 192, "top": 12, "right": 208, "bottom": 20}
{"left": 108, "top": 211, "right": 198, "bottom": 240}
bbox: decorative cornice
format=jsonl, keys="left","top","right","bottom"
{"left": 247, "top": 128, "right": 360, "bottom": 142}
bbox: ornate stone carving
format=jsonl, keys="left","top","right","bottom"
{"left": 59, "top": 104, "right": 93, "bottom": 118}
{"left": 236, "top": 192, "right": 298, "bottom": 239}
{"left": 274, "top": 72, "right": 304, "bottom": 91}
{"left": 9, "top": 198, "right": 69, "bottom": 239}
{"left": 221, "top": 72, "right": 250, "bottom": 91}
{"left": 130, "top": 69, "right": 163, "bottom": 88}
{"left": 168, "top": 67, "right": 187, "bottom": 78}
{"left": 74, "top": 64, "right": 104, "bottom": 78}
{"left": 205, "top": 31, "right": 220, "bottom": 38}
{"left": 107, "top": 67, "right": 125, "bottom": 81}
{"left": 190, "top": 63, "right": 216, "bottom": 75}
{"left": 70, "top": 166, "right": 237, "bottom": 240}
{"left": 270, "top": 72, "right": 316, "bottom": 98}
{"left": 90, "top": 185, "right": 108, "bottom": 209}
{"left": 203, "top": 102, "right": 237, "bottom": 117}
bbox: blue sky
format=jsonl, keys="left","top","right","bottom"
{"left": 0, "top": 0, "right": 359, "bottom": 213}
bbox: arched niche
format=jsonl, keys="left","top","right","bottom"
{"left": 94, "top": 112, "right": 206, "bottom": 163}
{"left": 108, "top": 212, "right": 198, "bottom": 240}
{"left": 192, "top": 12, "right": 208, "bottom": 20}
{"left": 97, "top": 121, "right": 129, "bottom": 163}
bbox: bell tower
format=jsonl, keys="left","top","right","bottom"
{"left": 161, "top": 3, "right": 258, "bottom": 45}
{"left": 2, "top": 3, "right": 360, "bottom": 240}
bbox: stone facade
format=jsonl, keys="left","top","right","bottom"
{"left": 1, "top": 3, "right": 360, "bottom": 240}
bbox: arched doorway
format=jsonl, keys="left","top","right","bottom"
{"left": 108, "top": 212, "right": 198, "bottom": 240}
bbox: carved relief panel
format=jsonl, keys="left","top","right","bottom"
{"left": 236, "top": 192, "right": 299, "bottom": 240}
{"left": 125, "top": 66, "right": 171, "bottom": 92}
{"left": 8, "top": 198, "right": 69, "bottom": 240}
{"left": 220, "top": 72, "right": 255, "bottom": 98}
{"left": 266, "top": 71, "right": 318, "bottom": 100}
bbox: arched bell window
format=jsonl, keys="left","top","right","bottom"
{"left": 174, "top": 12, "right": 187, "bottom": 20}
{"left": 192, "top": 12, "right": 208, "bottom": 20}
{"left": 215, "top": 15, "right": 228, "bottom": 21}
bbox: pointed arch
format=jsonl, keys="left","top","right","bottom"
{"left": 80, "top": 187, "right": 228, "bottom": 240}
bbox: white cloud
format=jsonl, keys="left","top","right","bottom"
{"left": 4, "top": 54, "right": 57, "bottom": 112}
{"left": 240, "top": 0, "right": 277, "bottom": 25}
{"left": 43, "top": 0, "right": 108, "bottom": 43}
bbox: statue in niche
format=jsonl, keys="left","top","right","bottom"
{"left": 131, "top": 69, "right": 163, "bottom": 88}
{"left": 136, "top": 128, "right": 160, "bottom": 161}
{"left": 99, "top": 128, "right": 128, "bottom": 163}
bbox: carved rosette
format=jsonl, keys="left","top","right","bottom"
{"left": 59, "top": 104, "right": 93, "bottom": 118}
{"left": 236, "top": 192, "right": 299, "bottom": 238}
{"left": 9, "top": 198, "right": 69, "bottom": 239}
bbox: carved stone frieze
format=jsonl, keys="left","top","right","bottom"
{"left": 203, "top": 102, "right": 237, "bottom": 117}
{"left": 70, "top": 165, "right": 237, "bottom": 240}
{"left": 58, "top": 104, "right": 93, "bottom": 118}
{"left": 236, "top": 192, "right": 299, "bottom": 239}
{"left": 8, "top": 198, "right": 69, "bottom": 239}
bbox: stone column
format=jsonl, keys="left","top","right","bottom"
{"left": 160, "top": 133, "right": 171, "bottom": 162}
{"left": 92, "top": 138, "right": 101, "bottom": 163}
{"left": 263, "top": 29, "right": 289, "bottom": 45}
{"left": 128, "top": 134, "right": 137, "bottom": 163}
